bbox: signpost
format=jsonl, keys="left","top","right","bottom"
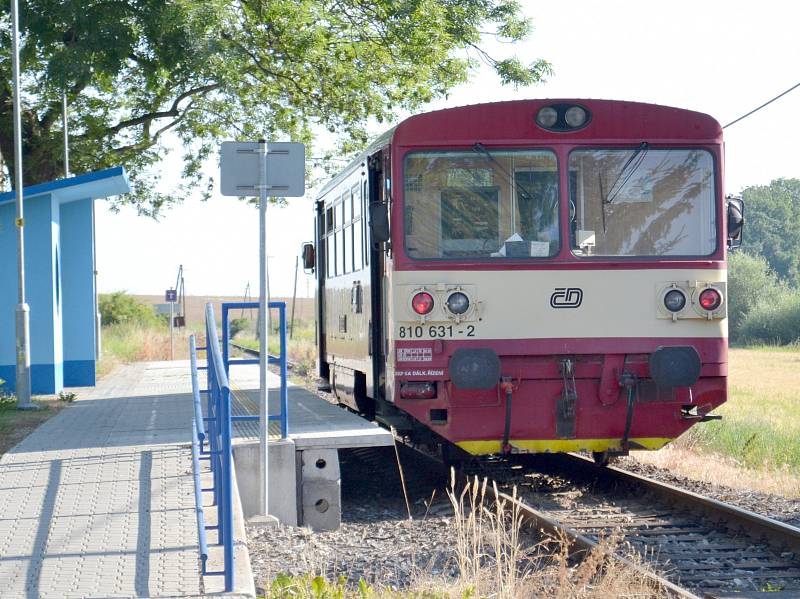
{"left": 166, "top": 288, "right": 177, "bottom": 360}
{"left": 220, "top": 140, "right": 305, "bottom": 519}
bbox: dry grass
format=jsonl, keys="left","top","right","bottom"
{"left": 631, "top": 437, "right": 800, "bottom": 498}
{"left": 97, "top": 322, "right": 203, "bottom": 377}
{"left": 133, "top": 294, "right": 315, "bottom": 327}
{"left": 434, "top": 473, "right": 666, "bottom": 599}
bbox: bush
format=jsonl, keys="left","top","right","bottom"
{"left": 229, "top": 318, "right": 250, "bottom": 338}
{"left": 99, "top": 291, "right": 159, "bottom": 327}
{"left": 739, "top": 288, "right": 800, "bottom": 345}
{"left": 727, "top": 252, "right": 785, "bottom": 341}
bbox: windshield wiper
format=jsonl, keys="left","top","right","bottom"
{"left": 604, "top": 142, "right": 649, "bottom": 205}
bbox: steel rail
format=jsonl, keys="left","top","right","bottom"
{"left": 491, "top": 486, "right": 702, "bottom": 599}
{"left": 563, "top": 453, "right": 800, "bottom": 558}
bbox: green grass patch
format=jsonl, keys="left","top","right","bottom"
{"left": 687, "top": 347, "right": 800, "bottom": 473}
{"left": 0, "top": 392, "right": 65, "bottom": 456}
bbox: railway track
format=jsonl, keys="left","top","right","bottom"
{"left": 478, "top": 453, "right": 800, "bottom": 599}
{"left": 230, "top": 343, "right": 800, "bottom": 597}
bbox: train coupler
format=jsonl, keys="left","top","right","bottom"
{"left": 557, "top": 359, "right": 578, "bottom": 439}
{"left": 681, "top": 404, "right": 722, "bottom": 422}
{"left": 619, "top": 372, "right": 637, "bottom": 453}
{"left": 500, "top": 377, "right": 518, "bottom": 455}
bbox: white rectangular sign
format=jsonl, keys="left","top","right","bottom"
{"left": 219, "top": 141, "right": 305, "bottom": 197}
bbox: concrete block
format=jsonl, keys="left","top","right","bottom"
{"left": 301, "top": 479, "right": 341, "bottom": 531}
{"left": 233, "top": 438, "right": 298, "bottom": 526}
{"left": 300, "top": 449, "right": 340, "bottom": 482}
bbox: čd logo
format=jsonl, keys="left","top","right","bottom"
{"left": 550, "top": 287, "right": 583, "bottom": 308}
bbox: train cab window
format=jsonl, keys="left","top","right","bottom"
{"left": 403, "top": 150, "right": 559, "bottom": 259}
{"left": 568, "top": 148, "right": 716, "bottom": 257}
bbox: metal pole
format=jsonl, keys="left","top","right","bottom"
{"left": 290, "top": 256, "right": 298, "bottom": 340}
{"left": 266, "top": 255, "right": 272, "bottom": 335}
{"left": 169, "top": 300, "right": 174, "bottom": 360}
{"left": 11, "top": 0, "right": 33, "bottom": 409}
{"left": 62, "top": 92, "right": 70, "bottom": 177}
{"left": 258, "top": 139, "right": 270, "bottom": 516}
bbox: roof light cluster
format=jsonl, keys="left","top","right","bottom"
{"left": 535, "top": 104, "right": 591, "bottom": 132}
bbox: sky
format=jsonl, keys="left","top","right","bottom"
{"left": 94, "top": 0, "right": 800, "bottom": 298}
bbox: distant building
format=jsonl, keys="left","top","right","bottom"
{"left": 0, "top": 167, "right": 130, "bottom": 394}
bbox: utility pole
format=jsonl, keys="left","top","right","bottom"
{"left": 11, "top": 0, "right": 34, "bottom": 409}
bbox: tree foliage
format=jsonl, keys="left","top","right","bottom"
{"left": 99, "top": 291, "right": 158, "bottom": 326}
{"left": 0, "top": 0, "right": 551, "bottom": 214}
{"left": 741, "top": 178, "right": 800, "bottom": 286}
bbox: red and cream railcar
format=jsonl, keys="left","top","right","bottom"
{"left": 309, "top": 99, "right": 743, "bottom": 461}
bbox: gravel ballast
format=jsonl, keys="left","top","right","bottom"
{"left": 246, "top": 442, "right": 800, "bottom": 593}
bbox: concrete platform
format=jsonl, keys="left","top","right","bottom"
{"left": 227, "top": 364, "right": 393, "bottom": 529}
{"left": 228, "top": 364, "right": 393, "bottom": 450}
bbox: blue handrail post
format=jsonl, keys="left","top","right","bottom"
{"left": 279, "top": 303, "right": 288, "bottom": 439}
{"left": 191, "top": 301, "right": 292, "bottom": 593}
{"left": 221, "top": 384, "right": 234, "bottom": 591}
{"left": 222, "top": 304, "right": 230, "bottom": 379}
{"left": 189, "top": 335, "right": 206, "bottom": 451}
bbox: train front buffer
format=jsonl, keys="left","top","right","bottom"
{"left": 390, "top": 270, "right": 728, "bottom": 457}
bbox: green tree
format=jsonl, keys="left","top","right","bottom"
{"left": 0, "top": 0, "right": 551, "bottom": 214}
{"left": 741, "top": 178, "right": 800, "bottom": 285}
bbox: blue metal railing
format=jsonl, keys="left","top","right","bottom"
{"left": 221, "top": 301, "right": 289, "bottom": 439}
{"left": 189, "top": 301, "right": 290, "bottom": 592}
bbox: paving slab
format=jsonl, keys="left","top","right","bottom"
{"left": 0, "top": 360, "right": 253, "bottom": 599}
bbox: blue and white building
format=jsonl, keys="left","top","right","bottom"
{"left": 0, "top": 167, "right": 130, "bottom": 394}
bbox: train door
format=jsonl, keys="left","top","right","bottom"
{"left": 314, "top": 199, "right": 329, "bottom": 381}
{"left": 367, "top": 149, "right": 388, "bottom": 400}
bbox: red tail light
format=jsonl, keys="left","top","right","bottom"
{"left": 698, "top": 288, "right": 722, "bottom": 311}
{"left": 400, "top": 381, "right": 437, "bottom": 399}
{"left": 411, "top": 291, "right": 434, "bottom": 315}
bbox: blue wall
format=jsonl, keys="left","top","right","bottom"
{"left": 60, "top": 199, "right": 96, "bottom": 386}
{"left": 0, "top": 193, "right": 63, "bottom": 394}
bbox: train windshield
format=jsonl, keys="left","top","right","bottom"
{"left": 403, "top": 149, "right": 559, "bottom": 259}
{"left": 568, "top": 148, "right": 717, "bottom": 257}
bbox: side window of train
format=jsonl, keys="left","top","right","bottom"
{"left": 363, "top": 180, "right": 369, "bottom": 266}
{"left": 341, "top": 192, "right": 351, "bottom": 274}
{"left": 352, "top": 183, "right": 362, "bottom": 271}
{"left": 325, "top": 206, "right": 334, "bottom": 279}
{"left": 333, "top": 200, "right": 340, "bottom": 277}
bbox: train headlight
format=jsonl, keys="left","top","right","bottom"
{"left": 536, "top": 106, "right": 558, "bottom": 128}
{"left": 411, "top": 291, "right": 434, "bottom": 315}
{"left": 565, "top": 106, "right": 588, "bottom": 128}
{"left": 698, "top": 288, "right": 722, "bottom": 311}
{"left": 663, "top": 289, "right": 687, "bottom": 312}
{"left": 446, "top": 292, "right": 470, "bottom": 315}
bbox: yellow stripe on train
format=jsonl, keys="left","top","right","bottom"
{"left": 456, "top": 437, "right": 673, "bottom": 455}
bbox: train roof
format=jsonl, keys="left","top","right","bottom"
{"left": 317, "top": 99, "right": 722, "bottom": 199}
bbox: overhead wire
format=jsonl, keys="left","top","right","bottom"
{"left": 722, "top": 80, "right": 800, "bottom": 129}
